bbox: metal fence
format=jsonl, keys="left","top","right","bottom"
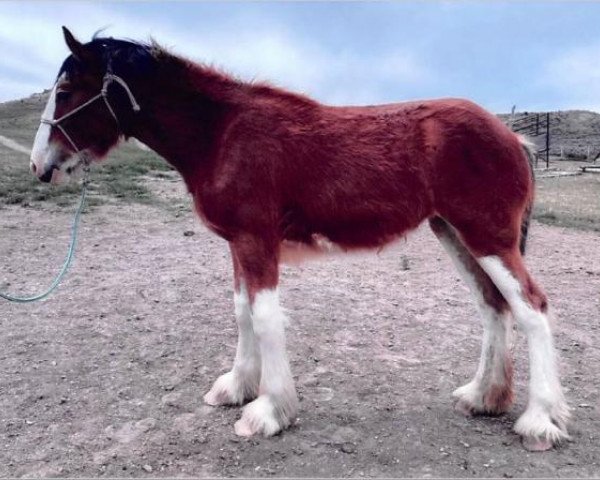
{"left": 509, "top": 112, "right": 552, "bottom": 168}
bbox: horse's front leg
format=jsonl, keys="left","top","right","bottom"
{"left": 204, "top": 246, "right": 261, "bottom": 406}
{"left": 230, "top": 235, "right": 299, "bottom": 437}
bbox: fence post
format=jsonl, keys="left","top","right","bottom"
{"left": 509, "top": 105, "right": 516, "bottom": 129}
{"left": 545, "top": 112, "right": 550, "bottom": 169}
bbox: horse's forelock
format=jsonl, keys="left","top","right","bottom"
{"left": 57, "top": 55, "right": 80, "bottom": 81}
{"left": 57, "top": 37, "right": 156, "bottom": 81}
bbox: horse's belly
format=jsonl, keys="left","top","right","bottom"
{"left": 279, "top": 229, "right": 415, "bottom": 265}
{"left": 279, "top": 235, "right": 343, "bottom": 265}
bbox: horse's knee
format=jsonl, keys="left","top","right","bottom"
{"left": 251, "top": 289, "right": 287, "bottom": 337}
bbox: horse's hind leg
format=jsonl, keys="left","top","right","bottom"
{"left": 204, "top": 246, "right": 261, "bottom": 406}
{"left": 445, "top": 216, "right": 570, "bottom": 450}
{"left": 429, "top": 217, "right": 514, "bottom": 415}
{"left": 476, "top": 251, "right": 570, "bottom": 450}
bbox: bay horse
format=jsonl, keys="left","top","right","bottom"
{"left": 30, "top": 27, "right": 570, "bottom": 451}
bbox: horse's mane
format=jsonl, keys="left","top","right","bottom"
{"left": 65, "top": 36, "right": 318, "bottom": 109}
{"left": 149, "top": 40, "right": 318, "bottom": 108}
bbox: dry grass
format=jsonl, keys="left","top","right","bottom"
{"left": 533, "top": 164, "right": 600, "bottom": 232}
{"left": 0, "top": 95, "right": 172, "bottom": 209}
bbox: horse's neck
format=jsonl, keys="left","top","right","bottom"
{"left": 131, "top": 71, "right": 237, "bottom": 180}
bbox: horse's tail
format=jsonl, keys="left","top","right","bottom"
{"left": 517, "top": 134, "right": 536, "bottom": 256}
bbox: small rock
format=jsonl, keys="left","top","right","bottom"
{"left": 183, "top": 230, "right": 195, "bottom": 237}
{"left": 401, "top": 256, "right": 410, "bottom": 271}
{"left": 142, "top": 465, "right": 153, "bottom": 473}
{"left": 161, "top": 392, "right": 182, "bottom": 407}
{"left": 340, "top": 442, "right": 356, "bottom": 454}
{"left": 136, "top": 418, "right": 157, "bottom": 432}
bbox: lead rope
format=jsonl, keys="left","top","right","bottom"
{"left": 1, "top": 72, "right": 141, "bottom": 303}
{"left": 0, "top": 163, "right": 90, "bottom": 303}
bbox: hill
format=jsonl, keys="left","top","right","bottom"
{"left": 498, "top": 110, "right": 600, "bottom": 159}
{"left": 0, "top": 91, "right": 173, "bottom": 207}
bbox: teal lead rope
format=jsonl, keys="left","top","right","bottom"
{"left": 1, "top": 72, "right": 140, "bottom": 303}
{"left": 0, "top": 164, "right": 90, "bottom": 303}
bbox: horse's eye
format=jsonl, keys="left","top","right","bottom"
{"left": 56, "top": 90, "right": 71, "bottom": 102}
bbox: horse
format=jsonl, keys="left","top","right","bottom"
{"left": 30, "top": 27, "right": 570, "bottom": 451}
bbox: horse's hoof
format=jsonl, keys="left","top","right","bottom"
{"left": 204, "top": 371, "right": 244, "bottom": 406}
{"left": 234, "top": 417, "right": 256, "bottom": 437}
{"left": 234, "top": 395, "right": 288, "bottom": 437}
{"left": 453, "top": 380, "right": 514, "bottom": 417}
{"left": 514, "top": 404, "right": 570, "bottom": 451}
{"left": 521, "top": 436, "right": 554, "bottom": 451}
{"left": 455, "top": 398, "right": 476, "bottom": 417}
{"left": 452, "top": 382, "right": 482, "bottom": 416}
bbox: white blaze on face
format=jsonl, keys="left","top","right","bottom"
{"left": 30, "top": 81, "right": 58, "bottom": 174}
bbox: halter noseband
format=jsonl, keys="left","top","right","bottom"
{"left": 40, "top": 73, "right": 141, "bottom": 154}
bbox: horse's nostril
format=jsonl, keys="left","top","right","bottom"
{"left": 30, "top": 162, "right": 37, "bottom": 174}
{"left": 39, "top": 164, "right": 58, "bottom": 183}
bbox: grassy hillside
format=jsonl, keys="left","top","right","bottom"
{"left": 0, "top": 92, "right": 173, "bottom": 209}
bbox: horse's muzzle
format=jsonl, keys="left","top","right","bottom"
{"left": 38, "top": 163, "right": 59, "bottom": 183}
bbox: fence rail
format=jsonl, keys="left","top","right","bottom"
{"left": 509, "top": 112, "right": 552, "bottom": 168}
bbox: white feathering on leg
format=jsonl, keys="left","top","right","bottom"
{"left": 234, "top": 288, "right": 298, "bottom": 437}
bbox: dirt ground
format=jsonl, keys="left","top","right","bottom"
{"left": 1, "top": 176, "right": 599, "bottom": 478}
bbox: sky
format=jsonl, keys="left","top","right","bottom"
{"left": 1, "top": 1, "right": 600, "bottom": 113}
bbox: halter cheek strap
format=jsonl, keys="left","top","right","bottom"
{"left": 40, "top": 73, "right": 141, "bottom": 153}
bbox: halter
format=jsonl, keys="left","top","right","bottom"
{"left": 41, "top": 72, "right": 141, "bottom": 154}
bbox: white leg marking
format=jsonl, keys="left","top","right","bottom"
{"left": 452, "top": 308, "right": 513, "bottom": 415}
{"left": 478, "top": 256, "right": 569, "bottom": 449}
{"left": 436, "top": 233, "right": 513, "bottom": 414}
{"left": 204, "top": 283, "right": 260, "bottom": 406}
{"left": 234, "top": 289, "right": 298, "bottom": 437}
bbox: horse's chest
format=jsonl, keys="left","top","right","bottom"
{"left": 192, "top": 193, "right": 236, "bottom": 240}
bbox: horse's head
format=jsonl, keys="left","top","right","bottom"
{"left": 31, "top": 27, "right": 147, "bottom": 184}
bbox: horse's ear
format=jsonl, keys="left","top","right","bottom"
{"left": 62, "top": 26, "right": 87, "bottom": 61}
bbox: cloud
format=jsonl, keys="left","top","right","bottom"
{"left": 0, "top": 2, "right": 429, "bottom": 104}
{"left": 0, "top": 3, "right": 143, "bottom": 99}
{"left": 542, "top": 42, "right": 600, "bottom": 112}
{"left": 186, "top": 28, "right": 429, "bottom": 105}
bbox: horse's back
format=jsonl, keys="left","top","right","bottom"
{"left": 199, "top": 95, "right": 530, "bottom": 253}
